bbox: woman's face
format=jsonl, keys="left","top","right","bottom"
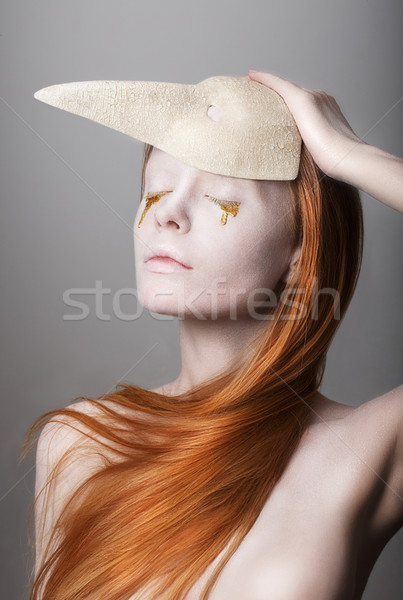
{"left": 134, "top": 148, "right": 300, "bottom": 319}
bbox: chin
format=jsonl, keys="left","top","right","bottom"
{"left": 136, "top": 290, "right": 181, "bottom": 319}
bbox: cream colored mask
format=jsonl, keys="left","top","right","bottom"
{"left": 34, "top": 75, "right": 301, "bottom": 180}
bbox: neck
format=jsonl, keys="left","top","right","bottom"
{"left": 161, "top": 315, "right": 271, "bottom": 396}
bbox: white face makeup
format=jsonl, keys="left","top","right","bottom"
{"left": 133, "top": 148, "right": 300, "bottom": 320}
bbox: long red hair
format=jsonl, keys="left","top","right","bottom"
{"left": 22, "top": 142, "right": 363, "bottom": 599}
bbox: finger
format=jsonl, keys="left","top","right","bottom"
{"left": 248, "top": 69, "right": 303, "bottom": 97}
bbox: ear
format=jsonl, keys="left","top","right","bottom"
{"left": 280, "top": 244, "right": 301, "bottom": 284}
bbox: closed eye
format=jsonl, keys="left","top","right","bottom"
{"left": 141, "top": 191, "right": 241, "bottom": 227}
{"left": 142, "top": 190, "right": 173, "bottom": 203}
{"left": 142, "top": 191, "right": 240, "bottom": 207}
{"left": 204, "top": 195, "right": 241, "bottom": 225}
{"left": 204, "top": 194, "right": 241, "bottom": 209}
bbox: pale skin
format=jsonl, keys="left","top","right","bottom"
{"left": 34, "top": 70, "right": 403, "bottom": 599}
{"left": 133, "top": 146, "right": 302, "bottom": 394}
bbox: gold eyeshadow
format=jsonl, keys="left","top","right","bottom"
{"left": 138, "top": 190, "right": 240, "bottom": 227}
{"left": 203, "top": 194, "right": 241, "bottom": 226}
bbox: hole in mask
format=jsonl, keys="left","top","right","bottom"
{"left": 207, "top": 104, "right": 224, "bottom": 122}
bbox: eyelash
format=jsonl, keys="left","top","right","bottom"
{"left": 142, "top": 191, "right": 172, "bottom": 203}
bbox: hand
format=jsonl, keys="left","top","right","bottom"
{"left": 245, "top": 69, "right": 364, "bottom": 181}
{"left": 242, "top": 70, "right": 403, "bottom": 212}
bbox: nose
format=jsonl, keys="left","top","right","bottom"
{"left": 153, "top": 191, "right": 191, "bottom": 233}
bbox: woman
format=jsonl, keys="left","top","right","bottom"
{"left": 24, "top": 70, "right": 403, "bottom": 600}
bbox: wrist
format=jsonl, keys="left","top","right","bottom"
{"left": 330, "top": 141, "right": 403, "bottom": 212}
{"left": 330, "top": 139, "right": 372, "bottom": 187}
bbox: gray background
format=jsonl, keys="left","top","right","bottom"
{"left": 1, "top": 0, "right": 402, "bottom": 597}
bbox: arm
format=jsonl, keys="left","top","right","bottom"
{"left": 336, "top": 143, "right": 403, "bottom": 214}
{"left": 390, "top": 384, "right": 403, "bottom": 504}
{"left": 245, "top": 69, "right": 403, "bottom": 518}
{"left": 357, "top": 384, "right": 403, "bottom": 534}
{"left": 247, "top": 70, "right": 403, "bottom": 213}
{"left": 34, "top": 401, "right": 107, "bottom": 580}
{"left": 321, "top": 384, "right": 403, "bottom": 548}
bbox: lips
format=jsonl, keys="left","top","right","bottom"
{"left": 147, "top": 256, "right": 190, "bottom": 269}
{"left": 144, "top": 246, "right": 192, "bottom": 269}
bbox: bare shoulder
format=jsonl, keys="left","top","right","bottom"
{"left": 348, "top": 383, "right": 403, "bottom": 425}
{"left": 36, "top": 399, "right": 117, "bottom": 510}
{"left": 37, "top": 399, "right": 117, "bottom": 467}
{"left": 310, "top": 384, "right": 403, "bottom": 458}
{"left": 341, "top": 383, "right": 403, "bottom": 483}
{"left": 35, "top": 399, "right": 126, "bottom": 572}
{"left": 347, "top": 383, "right": 403, "bottom": 519}
{"left": 310, "top": 385, "right": 403, "bottom": 538}
{"left": 36, "top": 396, "right": 137, "bottom": 484}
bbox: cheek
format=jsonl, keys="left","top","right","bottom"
{"left": 216, "top": 215, "right": 293, "bottom": 293}
{"left": 252, "top": 201, "right": 295, "bottom": 277}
